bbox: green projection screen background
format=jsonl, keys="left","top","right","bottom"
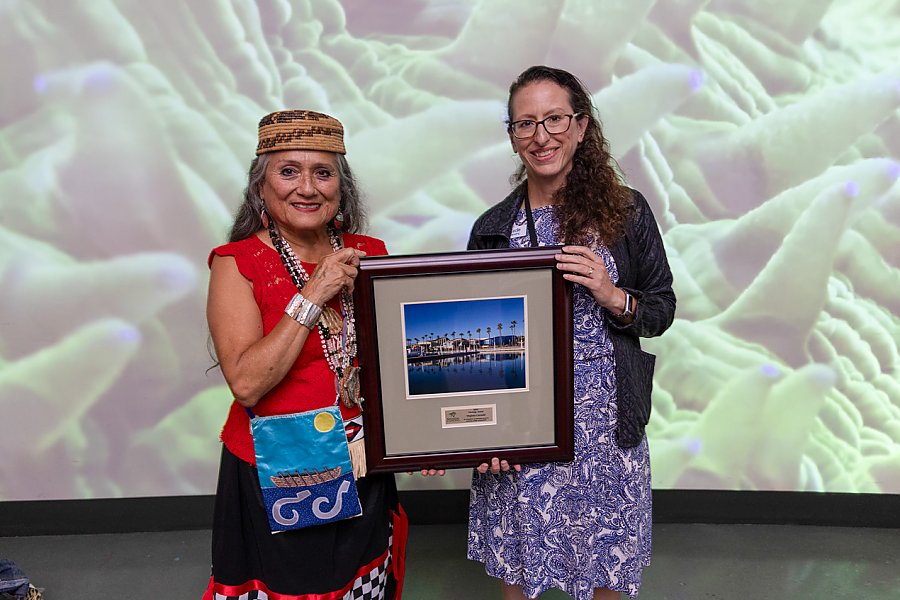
{"left": 1, "top": 0, "right": 899, "bottom": 501}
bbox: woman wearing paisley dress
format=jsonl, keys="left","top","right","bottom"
{"left": 466, "top": 66, "right": 676, "bottom": 599}
{"left": 204, "top": 110, "right": 406, "bottom": 600}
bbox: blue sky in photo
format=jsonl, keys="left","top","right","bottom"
{"left": 402, "top": 297, "right": 525, "bottom": 341}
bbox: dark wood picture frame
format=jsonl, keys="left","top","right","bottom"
{"left": 354, "top": 246, "right": 574, "bottom": 473}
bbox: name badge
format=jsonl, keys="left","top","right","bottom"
{"left": 511, "top": 221, "right": 527, "bottom": 239}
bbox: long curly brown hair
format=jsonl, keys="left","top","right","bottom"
{"left": 508, "top": 65, "right": 633, "bottom": 245}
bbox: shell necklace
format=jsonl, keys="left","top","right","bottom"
{"left": 267, "top": 219, "right": 362, "bottom": 409}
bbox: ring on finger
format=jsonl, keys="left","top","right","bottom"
{"left": 588, "top": 266, "right": 594, "bottom": 277}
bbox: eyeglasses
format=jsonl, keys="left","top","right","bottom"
{"left": 507, "top": 113, "right": 581, "bottom": 139}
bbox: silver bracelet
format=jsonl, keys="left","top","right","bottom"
{"left": 285, "top": 293, "right": 322, "bottom": 329}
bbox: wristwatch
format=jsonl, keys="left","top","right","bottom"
{"left": 617, "top": 291, "right": 634, "bottom": 318}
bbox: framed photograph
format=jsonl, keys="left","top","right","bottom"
{"left": 353, "top": 246, "right": 574, "bottom": 473}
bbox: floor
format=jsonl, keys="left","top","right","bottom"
{"left": 2, "top": 523, "right": 899, "bottom": 599}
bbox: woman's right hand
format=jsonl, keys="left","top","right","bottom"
{"left": 302, "top": 247, "right": 366, "bottom": 306}
{"left": 477, "top": 457, "right": 522, "bottom": 474}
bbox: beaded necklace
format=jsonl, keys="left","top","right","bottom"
{"left": 266, "top": 218, "right": 362, "bottom": 409}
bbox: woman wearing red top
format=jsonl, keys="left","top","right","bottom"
{"left": 204, "top": 110, "right": 406, "bottom": 600}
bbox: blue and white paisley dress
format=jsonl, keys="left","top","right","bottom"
{"left": 467, "top": 205, "right": 652, "bottom": 599}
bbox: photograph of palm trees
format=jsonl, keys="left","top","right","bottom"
{"left": 401, "top": 296, "right": 527, "bottom": 397}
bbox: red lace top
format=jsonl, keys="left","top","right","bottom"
{"left": 208, "top": 233, "right": 388, "bottom": 465}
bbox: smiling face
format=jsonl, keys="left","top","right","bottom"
{"left": 509, "top": 80, "right": 587, "bottom": 191}
{"left": 259, "top": 150, "right": 341, "bottom": 237}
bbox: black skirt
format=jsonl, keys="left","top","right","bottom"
{"left": 203, "top": 446, "right": 407, "bottom": 600}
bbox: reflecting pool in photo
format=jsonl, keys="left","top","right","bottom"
{"left": 407, "top": 351, "right": 525, "bottom": 396}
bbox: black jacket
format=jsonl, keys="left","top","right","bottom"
{"left": 467, "top": 184, "right": 676, "bottom": 447}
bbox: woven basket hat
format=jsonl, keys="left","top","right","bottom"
{"left": 256, "top": 110, "right": 345, "bottom": 155}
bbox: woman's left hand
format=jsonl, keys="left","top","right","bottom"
{"left": 556, "top": 245, "right": 619, "bottom": 310}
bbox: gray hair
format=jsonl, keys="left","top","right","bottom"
{"left": 228, "top": 153, "right": 367, "bottom": 242}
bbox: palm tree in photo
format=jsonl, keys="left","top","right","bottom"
{"left": 467, "top": 330, "right": 472, "bottom": 351}
{"left": 497, "top": 322, "right": 503, "bottom": 348}
{"left": 451, "top": 330, "right": 457, "bottom": 352}
{"left": 510, "top": 320, "right": 518, "bottom": 347}
{"left": 476, "top": 327, "right": 481, "bottom": 350}
{"left": 486, "top": 326, "right": 492, "bottom": 349}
